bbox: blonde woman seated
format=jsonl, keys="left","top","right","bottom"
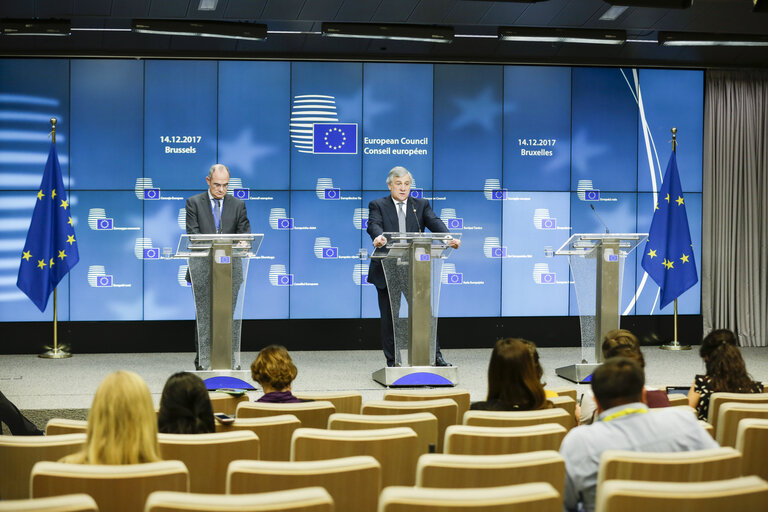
{"left": 471, "top": 338, "right": 553, "bottom": 411}
{"left": 60, "top": 370, "right": 161, "bottom": 464}
{"left": 251, "top": 345, "right": 309, "bottom": 404}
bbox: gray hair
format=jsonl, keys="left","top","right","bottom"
{"left": 208, "top": 164, "right": 230, "bottom": 179}
{"left": 386, "top": 166, "right": 413, "bottom": 185}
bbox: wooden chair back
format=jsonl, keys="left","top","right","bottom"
{"left": 416, "top": 450, "right": 565, "bottom": 496}
{"left": 31, "top": 461, "right": 188, "bottom": 512}
{"left": 444, "top": 424, "right": 567, "bottom": 455}
{"left": 715, "top": 402, "right": 768, "bottom": 447}
{"left": 145, "top": 487, "right": 333, "bottom": 512}
{"left": 215, "top": 414, "right": 300, "bottom": 461}
{"left": 44, "top": 419, "right": 88, "bottom": 436}
{"left": 736, "top": 418, "right": 768, "bottom": 480}
{"left": 463, "top": 407, "right": 575, "bottom": 430}
{"left": 707, "top": 392, "right": 768, "bottom": 430}
{"left": 383, "top": 389, "right": 471, "bottom": 421}
{"left": 291, "top": 426, "right": 421, "bottom": 486}
{"left": 328, "top": 412, "right": 438, "bottom": 454}
{"left": 0, "top": 433, "right": 85, "bottom": 499}
{"left": 208, "top": 391, "right": 249, "bottom": 415}
{"left": 0, "top": 494, "right": 97, "bottom": 512}
{"left": 237, "top": 401, "right": 335, "bottom": 429}
{"left": 293, "top": 391, "right": 362, "bottom": 414}
{"left": 227, "top": 456, "right": 380, "bottom": 512}
{"left": 362, "top": 398, "right": 457, "bottom": 452}
{"left": 158, "top": 430, "right": 259, "bottom": 493}
{"left": 548, "top": 396, "right": 576, "bottom": 417}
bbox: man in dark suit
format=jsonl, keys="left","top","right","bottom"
{"left": 367, "top": 166, "right": 460, "bottom": 367}
{"left": 185, "top": 164, "right": 250, "bottom": 370}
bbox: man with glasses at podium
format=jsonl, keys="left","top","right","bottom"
{"left": 367, "top": 166, "right": 460, "bottom": 368}
{"left": 185, "top": 164, "right": 251, "bottom": 370}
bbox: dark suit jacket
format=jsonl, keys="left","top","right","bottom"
{"left": 184, "top": 192, "right": 250, "bottom": 282}
{"left": 185, "top": 191, "right": 250, "bottom": 235}
{"left": 366, "top": 195, "right": 448, "bottom": 289}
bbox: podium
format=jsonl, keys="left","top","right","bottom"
{"left": 175, "top": 233, "right": 263, "bottom": 372}
{"left": 371, "top": 232, "right": 461, "bottom": 387}
{"left": 554, "top": 233, "right": 647, "bottom": 383}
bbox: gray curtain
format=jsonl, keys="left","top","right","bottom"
{"left": 703, "top": 70, "right": 768, "bottom": 346}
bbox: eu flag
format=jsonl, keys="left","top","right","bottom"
{"left": 313, "top": 123, "right": 358, "bottom": 154}
{"left": 641, "top": 151, "right": 698, "bottom": 309}
{"left": 17, "top": 142, "right": 79, "bottom": 312}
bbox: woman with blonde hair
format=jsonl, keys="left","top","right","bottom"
{"left": 471, "top": 338, "right": 553, "bottom": 411}
{"left": 251, "top": 345, "right": 308, "bottom": 403}
{"left": 61, "top": 370, "right": 161, "bottom": 464}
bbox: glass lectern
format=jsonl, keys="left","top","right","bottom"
{"left": 555, "top": 233, "right": 647, "bottom": 383}
{"left": 371, "top": 232, "right": 461, "bottom": 387}
{"left": 175, "top": 233, "right": 263, "bottom": 371}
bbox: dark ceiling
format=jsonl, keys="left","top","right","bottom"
{"left": 1, "top": 0, "right": 767, "bottom": 68}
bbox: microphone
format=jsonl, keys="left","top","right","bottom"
{"left": 411, "top": 202, "right": 422, "bottom": 232}
{"left": 590, "top": 204, "right": 610, "bottom": 234}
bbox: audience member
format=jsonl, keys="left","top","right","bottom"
{"left": 522, "top": 339, "right": 558, "bottom": 399}
{"left": 605, "top": 344, "right": 670, "bottom": 408}
{"left": 60, "top": 370, "right": 161, "bottom": 464}
{"left": 580, "top": 329, "right": 641, "bottom": 425}
{"left": 560, "top": 357, "right": 717, "bottom": 512}
{"left": 0, "top": 389, "right": 43, "bottom": 435}
{"left": 157, "top": 372, "right": 215, "bottom": 434}
{"left": 251, "top": 345, "right": 307, "bottom": 403}
{"left": 688, "top": 329, "right": 763, "bottom": 420}
{"left": 471, "top": 338, "right": 553, "bottom": 411}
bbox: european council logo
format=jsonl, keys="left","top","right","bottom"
{"left": 88, "top": 209, "right": 113, "bottom": 230}
{"left": 269, "top": 265, "right": 293, "bottom": 286}
{"left": 353, "top": 208, "right": 369, "bottom": 230}
{"left": 577, "top": 180, "right": 600, "bottom": 201}
{"left": 352, "top": 263, "right": 370, "bottom": 286}
{"left": 483, "top": 237, "right": 507, "bottom": 258}
{"left": 441, "top": 263, "right": 463, "bottom": 285}
{"left": 227, "top": 178, "right": 248, "bottom": 200}
{"left": 314, "top": 237, "right": 338, "bottom": 259}
{"left": 135, "top": 178, "right": 160, "bottom": 200}
{"left": 483, "top": 179, "right": 507, "bottom": 200}
{"left": 268, "top": 208, "right": 293, "bottom": 230}
{"left": 87, "top": 265, "right": 113, "bottom": 287}
{"left": 177, "top": 208, "right": 186, "bottom": 230}
{"left": 440, "top": 209, "right": 464, "bottom": 230}
{"left": 316, "top": 178, "right": 340, "bottom": 200}
{"left": 134, "top": 238, "right": 160, "bottom": 260}
{"left": 290, "top": 94, "right": 340, "bottom": 153}
{"left": 533, "top": 263, "right": 556, "bottom": 284}
{"left": 313, "top": 124, "right": 358, "bottom": 154}
{"left": 533, "top": 209, "right": 557, "bottom": 230}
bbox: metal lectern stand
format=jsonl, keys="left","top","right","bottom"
{"left": 371, "top": 232, "right": 461, "bottom": 387}
{"left": 176, "top": 233, "right": 263, "bottom": 372}
{"left": 554, "top": 233, "right": 647, "bottom": 383}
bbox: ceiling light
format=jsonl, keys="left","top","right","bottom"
{"left": 198, "top": 0, "right": 218, "bottom": 11}
{"left": 1, "top": 19, "right": 71, "bottom": 36}
{"left": 499, "top": 27, "right": 626, "bottom": 45}
{"left": 132, "top": 20, "right": 266, "bottom": 41}
{"left": 604, "top": 0, "right": 692, "bottom": 7}
{"left": 600, "top": 6, "right": 629, "bottom": 21}
{"left": 321, "top": 23, "right": 453, "bottom": 43}
{"left": 659, "top": 31, "right": 768, "bottom": 46}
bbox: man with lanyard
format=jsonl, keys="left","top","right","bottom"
{"left": 559, "top": 357, "right": 717, "bottom": 512}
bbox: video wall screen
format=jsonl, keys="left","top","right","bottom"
{"left": 0, "top": 59, "right": 703, "bottom": 322}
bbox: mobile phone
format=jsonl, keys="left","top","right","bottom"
{"left": 214, "top": 413, "right": 235, "bottom": 424}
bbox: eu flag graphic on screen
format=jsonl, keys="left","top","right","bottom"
{"left": 313, "top": 123, "right": 358, "bottom": 154}
{"left": 641, "top": 152, "right": 697, "bottom": 309}
{"left": 17, "top": 142, "right": 80, "bottom": 312}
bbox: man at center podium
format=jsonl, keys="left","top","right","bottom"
{"left": 367, "top": 166, "right": 461, "bottom": 368}
{"left": 185, "top": 163, "right": 251, "bottom": 370}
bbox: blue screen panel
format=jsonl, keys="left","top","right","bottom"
{"left": 504, "top": 66, "right": 571, "bottom": 191}
{"left": 362, "top": 63, "right": 433, "bottom": 191}
{"left": 434, "top": 65, "right": 502, "bottom": 191}
{"left": 571, "top": 68, "right": 637, "bottom": 193}
{"left": 501, "top": 192, "right": 571, "bottom": 316}
{"left": 434, "top": 191, "right": 502, "bottom": 317}
{"left": 70, "top": 59, "right": 143, "bottom": 191}
{"left": 634, "top": 192, "right": 702, "bottom": 315}
{"left": 636, "top": 69, "right": 703, "bottom": 194}
{"left": 69, "top": 191, "right": 143, "bottom": 321}
{"left": 240, "top": 191, "right": 290, "bottom": 320}
{"left": 218, "top": 61, "right": 291, "bottom": 191}
{"left": 144, "top": 60, "right": 218, "bottom": 190}
{"left": 288, "top": 191, "right": 363, "bottom": 319}
{"left": 290, "top": 62, "right": 363, "bottom": 191}
{"left": 142, "top": 192, "right": 193, "bottom": 320}
{"left": 0, "top": 59, "right": 70, "bottom": 190}
{"left": 568, "top": 192, "right": 639, "bottom": 317}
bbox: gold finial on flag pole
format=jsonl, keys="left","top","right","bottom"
{"left": 660, "top": 127, "right": 691, "bottom": 352}
{"left": 40, "top": 117, "right": 72, "bottom": 359}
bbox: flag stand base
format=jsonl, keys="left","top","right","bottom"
{"left": 660, "top": 341, "right": 691, "bottom": 351}
{"left": 39, "top": 345, "right": 72, "bottom": 359}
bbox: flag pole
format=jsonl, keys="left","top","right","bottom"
{"left": 661, "top": 127, "right": 691, "bottom": 351}
{"left": 40, "top": 117, "right": 72, "bottom": 359}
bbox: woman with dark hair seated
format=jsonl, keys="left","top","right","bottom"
{"left": 471, "top": 338, "right": 553, "bottom": 411}
{"left": 688, "top": 329, "right": 763, "bottom": 420}
{"left": 251, "top": 345, "right": 308, "bottom": 403}
{"left": 157, "top": 372, "right": 215, "bottom": 434}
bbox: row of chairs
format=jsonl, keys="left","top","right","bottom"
{"left": 6, "top": 446, "right": 768, "bottom": 512}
